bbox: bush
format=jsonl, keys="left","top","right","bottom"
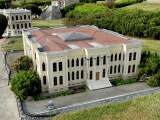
{"left": 64, "top": 7, "right": 160, "bottom": 40}
{"left": 12, "top": 56, "right": 32, "bottom": 72}
{"left": 23, "top": 4, "right": 42, "bottom": 15}
{"left": 0, "top": 14, "right": 8, "bottom": 38}
{"left": 10, "top": 70, "right": 41, "bottom": 101}
{"left": 61, "top": 3, "right": 84, "bottom": 17}
{"left": 115, "top": 78, "right": 137, "bottom": 86}
{"left": 148, "top": 74, "right": 160, "bottom": 87}
{"left": 114, "top": 0, "right": 143, "bottom": 8}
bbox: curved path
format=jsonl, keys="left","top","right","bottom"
{"left": 0, "top": 45, "right": 19, "bottom": 120}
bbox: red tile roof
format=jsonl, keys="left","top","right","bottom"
{"left": 29, "top": 26, "right": 133, "bottom": 53}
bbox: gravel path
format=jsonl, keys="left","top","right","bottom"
{"left": 0, "top": 45, "right": 19, "bottom": 120}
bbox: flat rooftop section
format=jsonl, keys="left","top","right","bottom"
{"left": 28, "top": 26, "right": 133, "bottom": 52}
{"left": 0, "top": 8, "right": 31, "bottom": 13}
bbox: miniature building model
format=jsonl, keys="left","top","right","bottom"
{"left": 51, "top": 0, "right": 79, "bottom": 9}
{"left": 22, "top": 25, "right": 142, "bottom": 93}
{"left": 0, "top": 8, "right": 32, "bottom": 36}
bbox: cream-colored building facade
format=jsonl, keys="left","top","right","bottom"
{"left": 0, "top": 8, "right": 32, "bottom": 36}
{"left": 51, "top": 0, "right": 79, "bottom": 9}
{"left": 22, "top": 25, "right": 142, "bottom": 93}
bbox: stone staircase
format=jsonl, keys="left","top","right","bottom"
{"left": 87, "top": 79, "right": 112, "bottom": 90}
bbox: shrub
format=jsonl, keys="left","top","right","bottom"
{"left": 12, "top": 56, "right": 32, "bottom": 72}
{"left": 60, "top": 2, "right": 84, "bottom": 17}
{"left": 115, "top": 78, "right": 137, "bottom": 86}
{"left": 23, "top": 4, "right": 42, "bottom": 15}
{"left": 0, "top": 14, "right": 8, "bottom": 38}
{"left": 10, "top": 70, "right": 41, "bottom": 101}
{"left": 148, "top": 74, "right": 160, "bottom": 87}
{"left": 64, "top": 7, "right": 160, "bottom": 40}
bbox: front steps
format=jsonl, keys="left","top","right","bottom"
{"left": 87, "top": 78, "right": 112, "bottom": 90}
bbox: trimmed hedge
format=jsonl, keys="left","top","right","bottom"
{"left": 64, "top": 4, "right": 160, "bottom": 40}
{"left": 115, "top": 0, "right": 143, "bottom": 8}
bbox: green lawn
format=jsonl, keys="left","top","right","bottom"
{"left": 125, "top": 2, "right": 160, "bottom": 11}
{"left": 1, "top": 36, "right": 23, "bottom": 52}
{"left": 32, "top": 19, "right": 64, "bottom": 28}
{"left": 52, "top": 93, "right": 160, "bottom": 120}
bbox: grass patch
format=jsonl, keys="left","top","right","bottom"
{"left": 32, "top": 19, "right": 64, "bottom": 28}
{"left": 52, "top": 93, "right": 160, "bottom": 120}
{"left": 1, "top": 36, "right": 23, "bottom": 52}
{"left": 125, "top": 2, "right": 160, "bottom": 11}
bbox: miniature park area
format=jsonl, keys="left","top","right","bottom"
{"left": 0, "top": 0, "right": 160, "bottom": 119}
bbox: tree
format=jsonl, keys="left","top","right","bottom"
{"left": 0, "top": 14, "right": 8, "bottom": 38}
{"left": 12, "top": 55, "right": 32, "bottom": 72}
{"left": 10, "top": 70, "right": 41, "bottom": 101}
{"left": 23, "top": 4, "right": 42, "bottom": 15}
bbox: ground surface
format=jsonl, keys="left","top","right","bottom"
{"left": 52, "top": 92, "right": 160, "bottom": 120}
{"left": 125, "top": 2, "right": 160, "bottom": 11}
{"left": 23, "top": 82, "right": 151, "bottom": 114}
{"left": 0, "top": 45, "right": 19, "bottom": 120}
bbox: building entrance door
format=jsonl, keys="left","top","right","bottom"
{"left": 96, "top": 72, "right": 99, "bottom": 80}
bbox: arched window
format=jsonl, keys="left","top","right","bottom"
{"left": 81, "top": 58, "right": 83, "bottom": 66}
{"left": 114, "top": 65, "right": 117, "bottom": 73}
{"left": 16, "top": 15, "right": 18, "bottom": 20}
{"left": 25, "top": 23, "right": 27, "bottom": 28}
{"left": 42, "top": 62, "right": 45, "bottom": 71}
{"left": 103, "top": 56, "right": 106, "bottom": 65}
{"left": 90, "top": 71, "right": 92, "bottom": 80}
{"left": 59, "top": 62, "right": 62, "bottom": 71}
{"left": 133, "top": 52, "right": 136, "bottom": 60}
{"left": 103, "top": 69, "right": 105, "bottom": 78}
{"left": 118, "top": 64, "right": 121, "bottom": 73}
{"left": 53, "top": 77, "right": 57, "bottom": 86}
{"left": 59, "top": 76, "right": 63, "bottom": 85}
{"left": 111, "top": 54, "right": 113, "bottom": 62}
{"left": 97, "top": 56, "right": 99, "bottom": 66}
{"left": 81, "top": 70, "right": 83, "bottom": 79}
{"left": 68, "top": 72, "right": 70, "bottom": 81}
{"left": 72, "top": 59, "right": 74, "bottom": 67}
{"left": 24, "top": 15, "right": 26, "bottom": 19}
{"left": 12, "top": 16, "right": 14, "bottom": 20}
{"left": 68, "top": 59, "right": 70, "bottom": 68}
{"left": 76, "top": 71, "right": 79, "bottom": 79}
{"left": 110, "top": 66, "right": 112, "bottom": 74}
{"left": 132, "top": 65, "right": 135, "bottom": 72}
{"left": 43, "top": 76, "right": 46, "bottom": 85}
{"left": 13, "top": 24, "right": 15, "bottom": 29}
{"left": 76, "top": 58, "right": 79, "bottom": 66}
{"left": 90, "top": 57, "right": 93, "bottom": 67}
{"left": 53, "top": 63, "right": 57, "bottom": 72}
{"left": 29, "top": 23, "right": 31, "bottom": 27}
{"left": 119, "top": 53, "right": 121, "bottom": 60}
{"left": 17, "top": 24, "right": 19, "bottom": 29}
{"left": 115, "top": 54, "right": 117, "bottom": 61}
{"left": 28, "top": 15, "right": 30, "bottom": 19}
{"left": 21, "top": 24, "right": 23, "bottom": 28}
{"left": 129, "top": 53, "right": 132, "bottom": 61}
{"left": 20, "top": 16, "right": 22, "bottom": 20}
{"left": 128, "top": 65, "right": 131, "bottom": 73}
{"left": 72, "top": 72, "right": 74, "bottom": 80}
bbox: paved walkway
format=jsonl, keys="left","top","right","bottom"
{"left": 23, "top": 82, "right": 151, "bottom": 114}
{"left": 0, "top": 45, "right": 19, "bottom": 120}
